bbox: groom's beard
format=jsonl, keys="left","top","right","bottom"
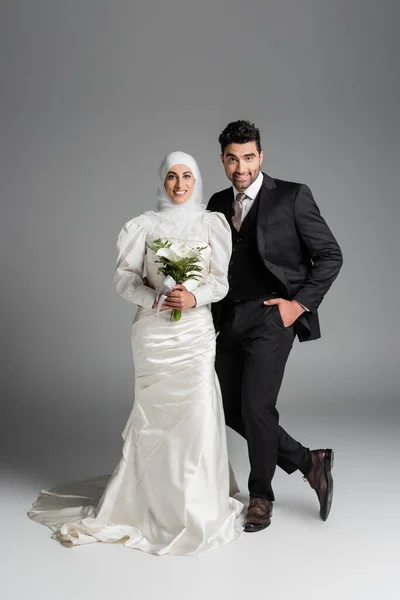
{"left": 232, "top": 169, "right": 261, "bottom": 191}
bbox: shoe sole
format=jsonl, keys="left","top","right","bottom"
{"left": 244, "top": 521, "right": 271, "bottom": 533}
{"left": 320, "top": 448, "right": 334, "bottom": 521}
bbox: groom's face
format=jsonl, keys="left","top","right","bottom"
{"left": 221, "top": 142, "right": 263, "bottom": 192}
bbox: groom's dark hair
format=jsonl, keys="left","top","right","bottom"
{"left": 218, "top": 120, "right": 262, "bottom": 154}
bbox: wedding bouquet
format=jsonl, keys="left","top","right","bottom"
{"left": 147, "top": 238, "right": 206, "bottom": 321}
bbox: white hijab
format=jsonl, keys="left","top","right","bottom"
{"left": 156, "top": 151, "right": 205, "bottom": 213}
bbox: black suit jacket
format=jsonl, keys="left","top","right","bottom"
{"left": 207, "top": 173, "right": 343, "bottom": 342}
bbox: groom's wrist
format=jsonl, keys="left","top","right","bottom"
{"left": 292, "top": 299, "right": 308, "bottom": 313}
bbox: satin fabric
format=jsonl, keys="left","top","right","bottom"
{"left": 28, "top": 209, "right": 243, "bottom": 555}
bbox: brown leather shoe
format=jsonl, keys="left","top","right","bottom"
{"left": 304, "top": 449, "right": 334, "bottom": 521}
{"left": 244, "top": 497, "right": 273, "bottom": 533}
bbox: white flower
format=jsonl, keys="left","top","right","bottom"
{"left": 156, "top": 243, "right": 199, "bottom": 262}
{"left": 174, "top": 245, "right": 199, "bottom": 259}
{"left": 156, "top": 247, "right": 180, "bottom": 262}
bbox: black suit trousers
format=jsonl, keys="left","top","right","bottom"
{"left": 216, "top": 298, "right": 311, "bottom": 501}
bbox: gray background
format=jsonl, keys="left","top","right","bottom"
{"left": 1, "top": 1, "right": 399, "bottom": 599}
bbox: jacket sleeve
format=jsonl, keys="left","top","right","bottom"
{"left": 292, "top": 185, "right": 343, "bottom": 312}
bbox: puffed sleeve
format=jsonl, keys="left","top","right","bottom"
{"left": 193, "top": 212, "right": 232, "bottom": 308}
{"left": 113, "top": 217, "right": 158, "bottom": 309}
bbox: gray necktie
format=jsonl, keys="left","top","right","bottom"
{"left": 232, "top": 192, "right": 245, "bottom": 231}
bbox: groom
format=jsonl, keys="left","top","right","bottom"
{"left": 207, "top": 120, "right": 343, "bottom": 532}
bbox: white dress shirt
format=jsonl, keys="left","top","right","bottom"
{"left": 232, "top": 170, "right": 264, "bottom": 225}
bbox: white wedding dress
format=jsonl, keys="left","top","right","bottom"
{"left": 28, "top": 209, "right": 243, "bottom": 555}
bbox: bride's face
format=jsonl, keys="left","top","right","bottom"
{"left": 164, "top": 164, "right": 195, "bottom": 204}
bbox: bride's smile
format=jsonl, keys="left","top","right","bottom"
{"left": 164, "top": 163, "right": 195, "bottom": 204}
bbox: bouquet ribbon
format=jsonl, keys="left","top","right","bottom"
{"left": 156, "top": 275, "right": 177, "bottom": 316}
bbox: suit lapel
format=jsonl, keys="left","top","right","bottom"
{"left": 215, "top": 188, "right": 234, "bottom": 222}
{"left": 255, "top": 173, "right": 277, "bottom": 229}
{"left": 256, "top": 173, "right": 291, "bottom": 295}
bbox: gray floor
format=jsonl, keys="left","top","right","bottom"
{"left": 3, "top": 408, "right": 399, "bottom": 600}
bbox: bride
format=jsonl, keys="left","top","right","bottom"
{"left": 28, "top": 151, "right": 243, "bottom": 555}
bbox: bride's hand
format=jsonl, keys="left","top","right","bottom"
{"left": 152, "top": 297, "right": 170, "bottom": 311}
{"left": 164, "top": 285, "right": 197, "bottom": 310}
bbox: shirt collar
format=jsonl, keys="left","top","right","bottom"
{"left": 232, "top": 170, "right": 264, "bottom": 201}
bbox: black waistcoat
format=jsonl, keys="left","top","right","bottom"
{"left": 226, "top": 190, "right": 278, "bottom": 302}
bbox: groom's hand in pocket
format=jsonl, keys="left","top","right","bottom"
{"left": 264, "top": 298, "right": 305, "bottom": 327}
{"left": 165, "top": 285, "right": 197, "bottom": 310}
